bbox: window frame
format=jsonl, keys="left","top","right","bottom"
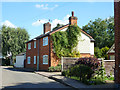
{"left": 43, "top": 37, "right": 48, "bottom": 46}
{"left": 28, "top": 43, "right": 31, "bottom": 50}
{"left": 34, "top": 56, "right": 36, "bottom": 64}
{"left": 27, "top": 57, "right": 31, "bottom": 64}
{"left": 43, "top": 55, "right": 48, "bottom": 64}
{"left": 34, "top": 41, "right": 36, "bottom": 48}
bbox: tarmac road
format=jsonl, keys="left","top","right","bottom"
{"left": 1, "top": 66, "right": 70, "bottom": 89}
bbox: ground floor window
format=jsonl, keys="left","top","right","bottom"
{"left": 34, "top": 56, "right": 36, "bottom": 64}
{"left": 43, "top": 55, "right": 48, "bottom": 64}
{"left": 27, "top": 57, "right": 31, "bottom": 64}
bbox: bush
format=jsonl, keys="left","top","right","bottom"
{"left": 62, "top": 64, "right": 93, "bottom": 82}
{"left": 75, "top": 57, "right": 100, "bottom": 71}
{"left": 48, "top": 64, "right": 61, "bottom": 72}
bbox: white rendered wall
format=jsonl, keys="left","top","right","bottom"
{"left": 90, "top": 42, "right": 94, "bottom": 55}
{"left": 76, "top": 33, "right": 91, "bottom": 54}
{"left": 14, "top": 56, "right": 24, "bottom": 68}
{"left": 60, "top": 28, "right": 94, "bottom": 55}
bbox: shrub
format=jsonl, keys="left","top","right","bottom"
{"left": 75, "top": 57, "right": 100, "bottom": 71}
{"left": 48, "top": 64, "right": 61, "bottom": 72}
{"left": 62, "top": 64, "right": 93, "bottom": 82}
{"left": 48, "top": 66, "right": 54, "bottom": 72}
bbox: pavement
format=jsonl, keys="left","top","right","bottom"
{"left": 35, "top": 71, "right": 116, "bottom": 89}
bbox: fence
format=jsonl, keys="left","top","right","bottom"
{"left": 61, "top": 57, "right": 115, "bottom": 76}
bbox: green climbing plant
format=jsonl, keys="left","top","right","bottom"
{"left": 51, "top": 25, "right": 81, "bottom": 58}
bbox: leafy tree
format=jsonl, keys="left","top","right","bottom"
{"left": 1, "top": 26, "right": 29, "bottom": 65}
{"left": 52, "top": 23, "right": 64, "bottom": 31}
{"left": 94, "top": 47, "right": 102, "bottom": 58}
{"left": 82, "top": 17, "right": 114, "bottom": 48}
{"left": 101, "top": 46, "right": 109, "bottom": 59}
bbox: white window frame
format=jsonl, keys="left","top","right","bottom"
{"left": 43, "top": 37, "right": 48, "bottom": 46}
{"left": 43, "top": 55, "right": 48, "bottom": 64}
{"left": 28, "top": 43, "right": 31, "bottom": 50}
{"left": 34, "top": 41, "right": 36, "bottom": 48}
{"left": 34, "top": 56, "right": 36, "bottom": 64}
{"left": 27, "top": 57, "right": 31, "bottom": 64}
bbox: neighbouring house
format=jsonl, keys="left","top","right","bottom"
{"left": 14, "top": 53, "right": 26, "bottom": 68}
{"left": 107, "top": 44, "right": 115, "bottom": 60}
{"left": 25, "top": 11, "right": 95, "bottom": 70}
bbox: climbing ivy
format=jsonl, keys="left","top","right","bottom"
{"left": 51, "top": 25, "right": 81, "bottom": 58}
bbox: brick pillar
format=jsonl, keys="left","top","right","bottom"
{"left": 114, "top": 1, "right": 120, "bottom": 84}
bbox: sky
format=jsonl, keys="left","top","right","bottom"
{"left": 1, "top": 1, "right": 114, "bottom": 39}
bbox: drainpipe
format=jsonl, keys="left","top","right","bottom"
{"left": 37, "top": 39, "right": 40, "bottom": 71}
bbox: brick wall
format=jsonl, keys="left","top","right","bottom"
{"left": 25, "top": 40, "right": 38, "bottom": 70}
{"left": 114, "top": 1, "right": 120, "bottom": 84}
{"left": 39, "top": 36, "right": 50, "bottom": 70}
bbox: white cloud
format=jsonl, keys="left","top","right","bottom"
{"left": 35, "top": 4, "right": 58, "bottom": 10}
{"left": 32, "top": 14, "right": 70, "bottom": 29}
{"left": 1, "top": 20, "right": 17, "bottom": 28}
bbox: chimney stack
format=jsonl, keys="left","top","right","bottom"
{"left": 69, "top": 11, "right": 78, "bottom": 25}
{"left": 43, "top": 22, "right": 51, "bottom": 34}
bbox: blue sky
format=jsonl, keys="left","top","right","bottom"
{"left": 2, "top": 2, "right": 114, "bottom": 39}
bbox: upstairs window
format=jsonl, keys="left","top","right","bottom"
{"left": 43, "top": 37, "right": 48, "bottom": 46}
{"left": 28, "top": 43, "right": 31, "bottom": 50}
{"left": 27, "top": 57, "right": 31, "bottom": 64}
{"left": 43, "top": 55, "right": 48, "bottom": 64}
{"left": 34, "top": 41, "right": 36, "bottom": 48}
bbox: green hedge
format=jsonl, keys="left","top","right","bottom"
{"left": 48, "top": 64, "right": 61, "bottom": 72}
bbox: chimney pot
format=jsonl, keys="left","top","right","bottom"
{"left": 72, "top": 11, "right": 74, "bottom": 16}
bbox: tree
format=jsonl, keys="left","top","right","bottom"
{"left": 82, "top": 17, "right": 114, "bottom": 49}
{"left": 1, "top": 26, "right": 29, "bottom": 65}
{"left": 101, "top": 46, "right": 109, "bottom": 59}
{"left": 52, "top": 23, "right": 64, "bottom": 31}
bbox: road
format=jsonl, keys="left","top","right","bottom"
{"left": 1, "top": 66, "right": 70, "bottom": 89}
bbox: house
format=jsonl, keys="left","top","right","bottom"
{"left": 25, "top": 11, "right": 95, "bottom": 70}
{"left": 14, "top": 53, "right": 26, "bottom": 68}
{"left": 107, "top": 44, "right": 115, "bottom": 60}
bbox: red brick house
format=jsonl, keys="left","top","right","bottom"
{"left": 25, "top": 11, "right": 95, "bottom": 70}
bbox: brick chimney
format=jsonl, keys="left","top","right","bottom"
{"left": 43, "top": 22, "right": 51, "bottom": 34}
{"left": 69, "top": 11, "right": 78, "bottom": 25}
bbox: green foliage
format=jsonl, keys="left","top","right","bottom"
{"left": 101, "top": 46, "right": 109, "bottom": 59}
{"left": 94, "top": 47, "right": 102, "bottom": 58}
{"left": 94, "top": 47, "right": 109, "bottom": 59}
{"left": 51, "top": 25, "right": 81, "bottom": 58}
{"left": 1, "top": 25, "right": 29, "bottom": 58}
{"left": 52, "top": 23, "right": 64, "bottom": 31}
{"left": 48, "top": 64, "right": 61, "bottom": 72}
{"left": 62, "top": 64, "right": 93, "bottom": 82}
{"left": 82, "top": 17, "right": 114, "bottom": 49}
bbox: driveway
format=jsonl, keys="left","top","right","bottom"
{"left": 1, "top": 66, "right": 70, "bottom": 89}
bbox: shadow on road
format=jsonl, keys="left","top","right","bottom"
{"left": 3, "top": 67, "right": 34, "bottom": 73}
{"left": 2, "top": 82, "right": 71, "bottom": 90}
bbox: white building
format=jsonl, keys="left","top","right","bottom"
{"left": 14, "top": 53, "right": 26, "bottom": 68}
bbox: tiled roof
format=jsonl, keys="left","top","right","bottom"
{"left": 26, "top": 24, "right": 94, "bottom": 43}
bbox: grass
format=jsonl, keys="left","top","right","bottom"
{"left": 65, "top": 75, "right": 114, "bottom": 85}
